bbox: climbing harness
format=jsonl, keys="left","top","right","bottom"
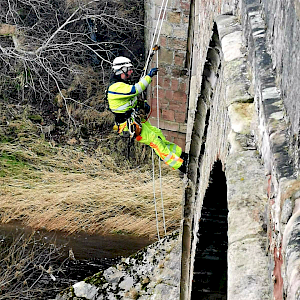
{"left": 128, "top": 111, "right": 142, "bottom": 137}
{"left": 113, "top": 112, "right": 142, "bottom": 138}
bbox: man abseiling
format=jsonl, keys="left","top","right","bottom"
{"left": 107, "top": 56, "right": 187, "bottom": 173}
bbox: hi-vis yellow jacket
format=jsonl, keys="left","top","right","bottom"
{"left": 107, "top": 74, "right": 184, "bottom": 170}
{"left": 107, "top": 75, "right": 152, "bottom": 114}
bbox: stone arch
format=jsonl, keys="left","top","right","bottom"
{"left": 180, "top": 21, "right": 226, "bottom": 300}
{"left": 191, "top": 160, "right": 228, "bottom": 299}
{"left": 181, "top": 13, "right": 270, "bottom": 300}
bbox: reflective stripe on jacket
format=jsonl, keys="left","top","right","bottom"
{"left": 107, "top": 75, "right": 152, "bottom": 113}
{"left": 136, "top": 121, "right": 184, "bottom": 170}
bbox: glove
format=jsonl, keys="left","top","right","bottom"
{"left": 148, "top": 68, "right": 158, "bottom": 77}
{"left": 144, "top": 102, "right": 151, "bottom": 115}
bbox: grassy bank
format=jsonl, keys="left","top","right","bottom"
{"left": 0, "top": 118, "right": 183, "bottom": 239}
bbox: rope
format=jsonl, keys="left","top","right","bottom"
{"left": 143, "top": 0, "right": 169, "bottom": 77}
{"left": 149, "top": 0, "right": 169, "bottom": 240}
{"left": 152, "top": 148, "right": 160, "bottom": 240}
{"left": 136, "top": 0, "right": 169, "bottom": 240}
{"left": 156, "top": 51, "right": 167, "bottom": 236}
{"left": 155, "top": 0, "right": 169, "bottom": 46}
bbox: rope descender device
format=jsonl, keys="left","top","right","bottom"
{"left": 149, "top": 45, "right": 160, "bottom": 61}
{"left": 142, "top": 45, "right": 161, "bottom": 78}
{"left": 152, "top": 44, "right": 160, "bottom": 52}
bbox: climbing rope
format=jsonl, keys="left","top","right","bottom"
{"left": 143, "top": 0, "right": 169, "bottom": 77}
{"left": 151, "top": 149, "right": 160, "bottom": 241}
{"left": 156, "top": 50, "right": 167, "bottom": 236}
{"left": 146, "top": 0, "right": 169, "bottom": 240}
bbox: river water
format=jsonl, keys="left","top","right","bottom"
{"left": 0, "top": 222, "right": 154, "bottom": 298}
{"left": 0, "top": 222, "right": 153, "bottom": 259}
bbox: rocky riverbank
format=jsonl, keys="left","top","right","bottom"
{"left": 55, "top": 231, "right": 181, "bottom": 300}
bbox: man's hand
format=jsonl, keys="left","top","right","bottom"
{"left": 144, "top": 102, "right": 151, "bottom": 115}
{"left": 148, "top": 68, "right": 159, "bottom": 77}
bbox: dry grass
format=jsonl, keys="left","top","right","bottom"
{"left": 0, "top": 120, "right": 183, "bottom": 239}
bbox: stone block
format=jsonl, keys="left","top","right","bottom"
{"left": 180, "top": 0, "right": 191, "bottom": 11}
{"left": 228, "top": 239, "right": 270, "bottom": 300}
{"left": 173, "top": 91, "right": 187, "bottom": 103}
{"left": 162, "top": 109, "right": 175, "bottom": 121}
{"left": 159, "top": 47, "right": 174, "bottom": 64}
{"left": 216, "top": 15, "right": 241, "bottom": 40}
{"left": 174, "top": 52, "right": 185, "bottom": 67}
{"left": 163, "top": 77, "right": 171, "bottom": 89}
{"left": 165, "top": 89, "right": 173, "bottom": 100}
{"left": 171, "top": 78, "right": 179, "bottom": 91}
{"left": 221, "top": 31, "right": 243, "bottom": 61}
{"left": 157, "top": 88, "right": 165, "bottom": 100}
{"left": 160, "top": 36, "right": 167, "bottom": 47}
{"left": 166, "top": 122, "right": 180, "bottom": 132}
{"left": 157, "top": 67, "right": 168, "bottom": 77}
{"left": 225, "top": 83, "right": 253, "bottom": 106}
{"left": 168, "top": 38, "right": 187, "bottom": 51}
{"left": 157, "top": 76, "right": 164, "bottom": 88}
{"left": 179, "top": 81, "right": 187, "bottom": 93}
{"left": 178, "top": 123, "right": 187, "bottom": 133}
{"left": 183, "top": 13, "right": 190, "bottom": 23}
{"left": 159, "top": 119, "right": 180, "bottom": 132}
{"left": 167, "top": 11, "right": 181, "bottom": 24}
{"left": 228, "top": 102, "right": 255, "bottom": 134}
{"left": 160, "top": 101, "right": 169, "bottom": 109}
{"left": 175, "top": 112, "right": 186, "bottom": 123}
{"left": 171, "top": 67, "right": 183, "bottom": 77}
{"left": 174, "top": 28, "right": 188, "bottom": 39}
{"left": 161, "top": 23, "right": 173, "bottom": 36}
{"left": 167, "top": 130, "right": 179, "bottom": 138}
{"left": 176, "top": 135, "right": 186, "bottom": 151}
{"left": 163, "top": 131, "right": 175, "bottom": 143}
{"left": 282, "top": 204, "right": 300, "bottom": 300}
{"left": 170, "top": 0, "right": 180, "bottom": 8}
{"left": 169, "top": 102, "right": 182, "bottom": 111}
{"left": 150, "top": 108, "right": 158, "bottom": 118}
{"left": 155, "top": 0, "right": 174, "bottom": 8}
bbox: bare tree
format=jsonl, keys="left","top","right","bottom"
{"left": 0, "top": 0, "right": 145, "bottom": 124}
{"left": 0, "top": 233, "right": 64, "bottom": 299}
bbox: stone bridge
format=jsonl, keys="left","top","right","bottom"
{"left": 56, "top": 0, "right": 300, "bottom": 299}
{"left": 145, "top": 0, "right": 300, "bottom": 299}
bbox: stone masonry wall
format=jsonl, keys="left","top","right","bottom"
{"left": 182, "top": 0, "right": 300, "bottom": 299}
{"left": 144, "top": 0, "right": 191, "bottom": 150}
{"left": 259, "top": 0, "right": 300, "bottom": 174}
{"left": 181, "top": 10, "right": 271, "bottom": 299}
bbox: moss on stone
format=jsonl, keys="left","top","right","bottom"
{"left": 84, "top": 270, "right": 107, "bottom": 286}
{"left": 141, "top": 276, "right": 150, "bottom": 291}
{"left": 58, "top": 286, "right": 76, "bottom": 299}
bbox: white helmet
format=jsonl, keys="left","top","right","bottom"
{"left": 112, "top": 56, "right": 133, "bottom": 75}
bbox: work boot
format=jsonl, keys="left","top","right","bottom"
{"left": 178, "top": 152, "right": 188, "bottom": 174}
